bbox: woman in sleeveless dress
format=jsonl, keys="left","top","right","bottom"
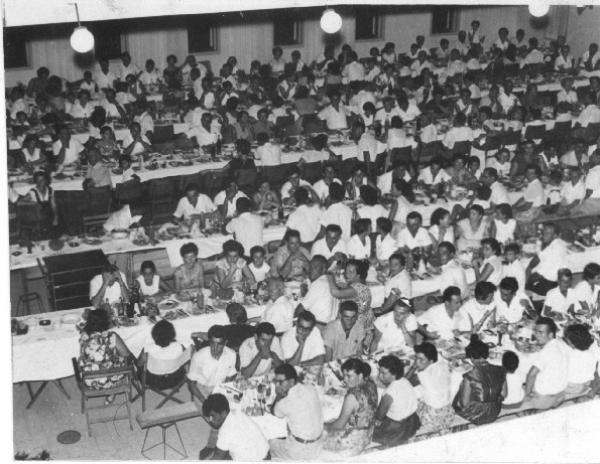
{"left": 456, "top": 204, "right": 491, "bottom": 252}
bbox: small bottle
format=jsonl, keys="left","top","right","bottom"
{"left": 117, "top": 297, "right": 125, "bottom": 317}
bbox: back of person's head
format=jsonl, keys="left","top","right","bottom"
{"left": 414, "top": 342, "right": 438, "bottom": 362}
{"left": 563, "top": 323, "right": 594, "bottom": 351}
{"left": 256, "top": 132, "right": 269, "bottom": 146}
{"left": 481, "top": 237, "right": 502, "bottom": 256}
{"left": 474, "top": 281, "right": 496, "bottom": 300}
{"left": 502, "top": 351, "right": 519, "bottom": 373}
{"left": 476, "top": 185, "right": 491, "bottom": 201}
{"left": 236, "top": 138, "right": 251, "bottom": 156}
{"left": 341, "top": 357, "right": 372, "bottom": 378}
{"left": 583, "top": 262, "right": 600, "bottom": 281}
{"left": 535, "top": 316, "right": 558, "bottom": 336}
{"left": 84, "top": 308, "right": 111, "bottom": 335}
{"left": 225, "top": 302, "right": 248, "bottom": 324}
{"left": 378, "top": 355, "right": 404, "bottom": 378}
{"left": 348, "top": 258, "right": 369, "bottom": 280}
{"left": 390, "top": 116, "right": 403, "bottom": 129}
{"left": 297, "top": 309, "right": 316, "bottom": 325}
{"left": 465, "top": 334, "right": 489, "bottom": 360}
{"left": 207, "top": 324, "right": 227, "bottom": 340}
{"left": 376, "top": 217, "right": 392, "bottom": 234}
{"left": 442, "top": 285, "right": 461, "bottom": 302}
{"left": 454, "top": 112, "right": 467, "bottom": 126}
{"left": 236, "top": 197, "right": 252, "bottom": 214}
{"left": 202, "top": 393, "right": 229, "bottom": 416}
{"left": 339, "top": 300, "right": 359, "bottom": 314}
{"left": 499, "top": 276, "right": 519, "bottom": 293}
{"left": 274, "top": 363, "right": 298, "bottom": 381}
{"left": 354, "top": 218, "right": 371, "bottom": 235}
{"left": 325, "top": 223, "right": 342, "bottom": 236}
{"left": 255, "top": 322, "right": 276, "bottom": 337}
{"left": 294, "top": 186, "right": 309, "bottom": 205}
{"left": 151, "top": 320, "right": 176, "bottom": 347}
{"left": 360, "top": 184, "right": 378, "bottom": 206}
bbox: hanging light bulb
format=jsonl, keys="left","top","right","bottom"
{"left": 320, "top": 9, "right": 342, "bottom": 34}
{"left": 69, "top": 3, "right": 94, "bottom": 53}
{"left": 529, "top": 0, "right": 550, "bottom": 17}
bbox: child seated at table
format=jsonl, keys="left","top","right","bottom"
{"left": 248, "top": 246, "right": 270, "bottom": 284}
{"left": 118, "top": 154, "right": 140, "bottom": 184}
{"left": 502, "top": 351, "right": 525, "bottom": 408}
{"left": 502, "top": 243, "right": 526, "bottom": 291}
{"left": 136, "top": 260, "right": 170, "bottom": 296}
{"left": 487, "top": 148, "right": 511, "bottom": 178}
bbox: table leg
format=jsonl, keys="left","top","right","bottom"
{"left": 25, "top": 381, "right": 48, "bottom": 409}
{"left": 54, "top": 379, "right": 71, "bottom": 400}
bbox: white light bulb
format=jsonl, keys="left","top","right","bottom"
{"left": 70, "top": 26, "right": 94, "bottom": 53}
{"left": 320, "top": 9, "right": 342, "bottom": 34}
{"left": 529, "top": 0, "right": 550, "bottom": 17}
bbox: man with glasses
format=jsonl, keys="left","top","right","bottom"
{"left": 188, "top": 325, "right": 237, "bottom": 401}
{"left": 280, "top": 310, "right": 325, "bottom": 368}
{"left": 269, "top": 363, "right": 323, "bottom": 460}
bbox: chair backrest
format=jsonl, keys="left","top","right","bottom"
{"left": 85, "top": 186, "right": 112, "bottom": 216}
{"left": 146, "top": 345, "right": 192, "bottom": 376}
{"left": 452, "top": 140, "right": 472, "bottom": 156}
{"left": 524, "top": 124, "right": 546, "bottom": 140}
{"left": 338, "top": 158, "right": 358, "bottom": 181}
{"left": 115, "top": 180, "right": 143, "bottom": 205}
{"left": 83, "top": 213, "right": 110, "bottom": 236}
{"left": 149, "top": 177, "right": 177, "bottom": 198}
{"left": 152, "top": 124, "right": 175, "bottom": 144}
{"left": 202, "top": 169, "right": 229, "bottom": 196}
{"left": 301, "top": 161, "right": 323, "bottom": 183}
{"left": 234, "top": 168, "right": 258, "bottom": 190}
{"left": 302, "top": 114, "right": 325, "bottom": 135}
{"left": 553, "top": 121, "right": 573, "bottom": 136}
{"left": 262, "top": 164, "right": 293, "bottom": 187}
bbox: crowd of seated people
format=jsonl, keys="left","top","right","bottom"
{"left": 13, "top": 17, "right": 600, "bottom": 460}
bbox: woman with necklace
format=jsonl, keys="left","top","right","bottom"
{"left": 173, "top": 242, "right": 204, "bottom": 301}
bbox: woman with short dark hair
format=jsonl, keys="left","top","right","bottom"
{"left": 563, "top": 324, "right": 600, "bottom": 396}
{"left": 174, "top": 242, "right": 204, "bottom": 300}
{"left": 452, "top": 334, "right": 506, "bottom": 425}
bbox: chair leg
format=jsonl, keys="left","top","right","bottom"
{"left": 125, "top": 391, "right": 133, "bottom": 431}
{"left": 55, "top": 379, "right": 71, "bottom": 400}
{"left": 85, "top": 407, "right": 92, "bottom": 437}
{"left": 142, "top": 388, "right": 146, "bottom": 412}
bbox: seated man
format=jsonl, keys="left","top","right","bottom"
{"left": 200, "top": 393, "right": 270, "bottom": 461}
{"left": 526, "top": 223, "right": 568, "bottom": 296}
{"left": 280, "top": 310, "right": 326, "bottom": 369}
{"left": 296, "top": 255, "right": 336, "bottom": 325}
{"left": 261, "top": 278, "right": 295, "bottom": 334}
{"left": 319, "top": 182, "right": 353, "bottom": 239}
{"left": 370, "top": 299, "right": 418, "bottom": 353}
{"left": 185, "top": 112, "right": 220, "bottom": 147}
{"left": 524, "top": 317, "right": 569, "bottom": 410}
{"left": 90, "top": 263, "right": 129, "bottom": 307}
{"left": 323, "top": 300, "right": 366, "bottom": 361}
{"left": 270, "top": 229, "right": 310, "bottom": 282}
{"left": 239, "top": 322, "right": 283, "bottom": 378}
{"left": 213, "top": 178, "right": 248, "bottom": 218}
{"left": 456, "top": 281, "right": 497, "bottom": 333}
{"left": 122, "top": 121, "right": 151, "bottom": 158}
{"left": 317, "top": 90, "right": 350, "bottom": 130}
{"left": 269, "top": 363, "right": 324, "bottom": 460}
{"left": 280, "top": 167, "right": 313, "bottom": 205}
{"left": 311, "top": 224, "right": 347, "bottom": 265}
{"left": 379, "top": 253, "right": 412, "bottom": 315}
{"left": 418, "top": 286, "right": 462, "bottom": 341}
{"left": 493, "top": 277, "right": 535, "bottom": 324}
{"left": 188, "top": 325, "right": 237, "bottom": 401}
{"left": 397, "top": 211, "right": 433, "bottom": 255}
{"left": 192, "top": 303, "right": 255, "bottom": 351}
{"left": 53, "top": 125, "right": 84, "bottom": 169}
{"left": 417, "top": 157, "right": 451, "bottom": 187}
{"left": 173, "top": 182, "right": 216, "bottom": 223}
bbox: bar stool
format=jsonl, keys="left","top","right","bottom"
{"left": 16, "top": 292, "right": 44, "bottom": 317}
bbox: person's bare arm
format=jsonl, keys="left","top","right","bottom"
{"left": 286, "top": 339, "right": 305, "bottom": 366}
{"left": 525, "top": 366, "right": 540, "bottom": 397}
{"left": 375, "top": 394, "right": 393, "bottom": 422}
{"left": 369, "top": 328, "right": 383, "bottom": 353}
{"left": 301, "top": 354, "right": 325, "bottom": 367}
{"left": 326, "top": 393, "right": 358, "bottom": 431}
{"left": 326, "top": 273, "right": 358, "bottom": 299}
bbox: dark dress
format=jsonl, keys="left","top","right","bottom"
{"left": 452, "top": 362, "right": 506, "bottom": 425}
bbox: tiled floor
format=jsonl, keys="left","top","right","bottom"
{"left": 13, "top": 376, "right": 211, "bottom": 460}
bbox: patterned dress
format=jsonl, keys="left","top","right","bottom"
{"left": 349, "top": 281, "right": 374, "bottom": 348}
{"left": 78, "top": 330, "right": 127, "bottom": 390}
{"left": 324, "top": 379, "right": 378, "bottom": 456}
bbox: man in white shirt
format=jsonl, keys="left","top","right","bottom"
{"left": 201, "top": 394, "right": 270, "bottom": 460}
{"left": 437, "top": 242, "right": 469, "bottom": 297}
{"left": 117, "top": 52, "right": 140, "bottom": 81}
{"left": 342, "top": 52, "right": 366, "bottom": 82}
{"left": 239, "top": 322, "right": 283, "bottom": 378}
{"left": 521, "top": 38, "right": 544, "bottom": 68}
{"left": 417, "top": 158, "right": 452, "bottom": 186}
{"left": 262, "top": 278, "right": 296, "bottom": 334}
{"left": 285, "top": 187, "right": 322, "bottom": 243}
{"left": 377, "top": 162, "right": 412, "bottom": 195}
{"left": 574, "top": 91, "right": 600, "bottom": 128}
{"left": 214, "top": 179, "right": 249, "bottom": 218}
{"left": 225, "top": 197, "right": 263, "bottom": 256}
{"left": 280, "top": 311, "right": 326, "bottom": 368}
{"left": 312, "top": 163, "right": 342, "bottom": 202}
{"left": 95, "top": 59, "right": 116, "bottom": 90}
{"left": 524, "top": 318, "right": 568, "bottom": 410}
{"left": 574, "top": 152, "right": 600, "bottom": 215}
{"left": 376, "top": 218, "right": 399, "bottom": 261}
{"left": 442, "top": 112, "right": 473, "bottom": 149}
{"left": 397, "top": 211, "right": 433, "bottom": 253}
{"left": 543, "top": 269, "right": 576, "bottom": 316}
{"left": 280, "top": 168, "right": 313, "bottom": 205}
{"left": 138, "top": 59, "right": 161, "bottom": 88}
{"left": 317, "top": 91, "right": 349, "bottom": 130}
{"left": 297, "top": 255, "right": 336, "bottom": 325}
{"left": 188, "top": 325, "right": 237, "bottom": 401}
{"left": 560, "top": 166, "right": 586, "bottom": 208}
{"left": 319, "top": 182, "right": 353, "bottom": 239}
{"left": 311, "top": 224, "right": 347, "bottom": 264}
{"left": 322, "top": 300, "right": 365, "bottom": 360}
{"left": 383, "top": 253, "right": 413, "bottom": 304}
{"left": 270, "top": 363, "right": 324, "bottom": 460}
{"left": 89, "top": 264, "right": 128, "bottom": 307}
{"left": 494, "top": 277, "right": 534, "bottom": 324}
{"left": 418, "top": 286, "right": 461, "bottom": 340}
{"left": 375, "top": 97, "right": 401, "bottom": 127}
{"left": 254, "top": 133, "right": 282, "bottom": 166}
{"left": 513, "top": 165, "right": 545, "bottom": 213}
{"left": 526, "top": 223, "right": 568, "bottom": 296}
{"left": 186, "top": 112, "right": 219, "bottom": 147}
{"left": 397, "top": 95, "right": 422, "bottom": 122}
{"left": 173, "top": 183, "right": 216, "bottom": 222}
{"left": 456, "top": 281, "right": 496, "bottom": 333}
{"left": 481, "top": 168, "right": 510, "bottom": 206}
{"left": 371, "top": 299, "right": 418, "bottom": 352}
{"left": 69, "top": 91, "right": 95, "bottom": 119}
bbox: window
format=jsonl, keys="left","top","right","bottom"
{"left": 273, "top": 17, "right": 302, "bottom": 46}
{"left": 431, "top": 6, "right": 459, "bottom": 34}
{"left": 91, "top": 22, "right": 123, "bottom": 59}
{"left": 187, "top": 16, "right": 218, "bottom": 53}
{"left": 4, "top": 28, "right": 28, "bottom": 68}
{"left": 355, "top": 7, "right": 382, "bottom": 40}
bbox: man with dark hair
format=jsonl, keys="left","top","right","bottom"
{"left": 285, "top": 187, "right": 322, "bottom": 244}
{"left": 280, "top": 167, "right": 313, "bottom": 205}
{"left": 214, "top": 178, "right": 249, "bottom": 218}
{"left": 311, "top": 224, "right": 347, "bottom": 264}
{"left": 269, "top": 363, "right": 323, "bottom": 459}
{"left": 494, "top": 277, "right": 534, "bottom": 324}
{"left": 280, "top": 310, "right": 325, "bottom": 368}
{"left": 239, "top": 322, "right": 283, "bottom": 378}
{"left": 397, "top": 211, "right": 433, "bottom": 254}
{"left": 526, "top": 222, "right": 568, "bottom": 296}
{"left": 524, "top": 317, "right": 568, "bottom": 410}
{"left": 296, "top": 255, "right": 336, "bottom": 325}
{"left": 457, "top": 281, "right": 497, "bottom": 333}
{"left": 188, "top": 325, "right": 237, "bottom": 401}
{"left": 225, "top": 196, "right": 263, "bottom": 256}
{"left": 437, "top": 241, "right": 468, "bottom": 297}
{"left": 173, "top": 182, "right": 216, "bottom": 223}
{"left": 200, "top": 393, "right": 269, "bottom": 460}
{"left": 320, "top": 182, "right": 353, "bottom": 239}
{"left": 418, "top": 286, "right": 462, "bottom": 340}
{"left": 270, "top": 229, "right": 310, "bottom": 281}
{"left": 322, "top": 300, "right": 366, "bottom": 360}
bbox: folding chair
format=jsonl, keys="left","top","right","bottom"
{"left": 135, "top": 347, "right": 192, "bottom": 412}
{"left": 389, "top": 146, "right": 413, "bottom": 166}
{"left": 72, "top": 358, "right": 135, "bottom": 437}
{"left": 301, "top": 161, "right": 324, "bottom": 183}
{"left": 524, "top": 124, "right": 546, "bottom": 141}
{"left": 234, "top": 168, "right": 258, "bottom": 191}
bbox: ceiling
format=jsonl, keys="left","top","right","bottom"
{"left": 3, "top": 0, "right": 526, "bottom": 27}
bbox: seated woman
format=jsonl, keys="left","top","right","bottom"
{"left": 347, "top": 218, "right": 372, "bottom": 260}
{"left": 173, "top": 242, "right": 204, "bottom": 300}
{"left": 212, "top": 240, "right": 255, "bottom": 296}
{"left": 455, "top": 204, "right": 491, "bottom": 252}
{"left": 323, "top": 358, "right": 378, "bottom": 457}
{"left": 373, "top": 355, "right": 420, "bottom": 447}
{"left": 79, "top": 309, "right": 133, "bottom": 403}
{"left": 252, "top": 176, "right": 280, "bottom": 211}
{"left": 136, "top": 260, "right": 170, "bottom": 297}
{"left": 26, "top": 170, "right": 59, "bottom": 234}
{"left": 472, "top": 238, "right": 504, "bottom": 285}
{"left": 428, "top": 207, "right": 455, "bottom": 247}
{"left": 95, "top": 126, "right": 120, "bottom": 161}
{"left": 20, "top": 135, "right": 45, "bottom": 171}
{"left": 137, "top": 320, "right": 190, "bottom": 390}
{"left": 452, "top": 334, "right": 506, "bottom": 425}
{"left": 563, "top": 324, "right": 600, "bottom": 396}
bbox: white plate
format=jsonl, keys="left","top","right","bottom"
{"left": 61, "top": 314, "right": 80, "bottom": 324}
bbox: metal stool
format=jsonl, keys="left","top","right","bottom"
{"left": 16, "top": 292, "right": 44, "bottom": 316}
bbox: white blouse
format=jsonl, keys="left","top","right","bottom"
{"left": 347, "top": 234, "right": 371, "bottom": 260}
{"left": 494, "top": 219, "right": 516, "bottom": 244}
{"left": 481, "top": 255, "right": 504, "bottom": 286}
{"left": 137, "top": 274, "right": 160, "bottom": 296}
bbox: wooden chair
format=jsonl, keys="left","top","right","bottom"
{"left": 338, "top": 158, "right": 358, "bottom": 182}
{"left": 234, "top": 168, "right": 258, "bottom": 191}
{"left": 301, "top": 161, "right": 323, "bottom": 183}
{"left": 15, "top": 202, "right": 43, "bottom": 242}
{"left": 147, "top": 177, "right": 178, "bottom": 224}
{"left": 499, "top": 130, "right": 522, "bottom": 148}
{"left": 524, "top": 124, "right": 546, "bottom": 140}
{"left": 72, "top": 358, "right": 135, "bottom": 437}
{"left": 135, "top": 347, "right": 192, "bottom": 412}
{"left": 83, "top": 213, "right": 110, "bottom": 236}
